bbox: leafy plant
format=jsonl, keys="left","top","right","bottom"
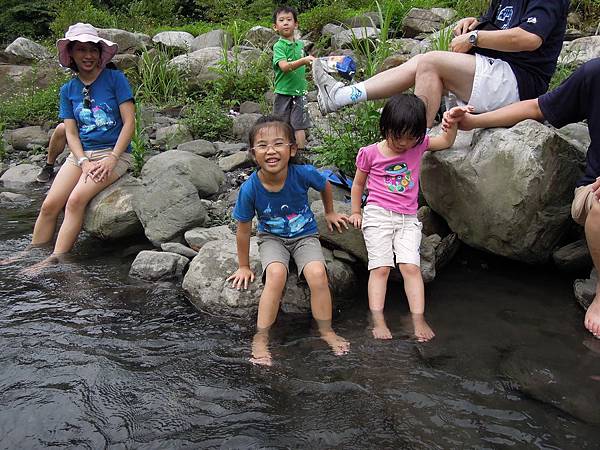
{"left": 549, "top": 62, "right": 577, "bottom": 91}
{"left": 428, "top": 24, "right": 454, "bottom": 52}
{"left": 50, "top": 0, "right": 119, "bottom": 38}
{"left": 313, "top": 101, "right": 382, "bottom": 174}
{"left": 182, "top": 94, "right": 233, "bottom": 141}
{"left": 0, "top": 122, "right": 6, "bottom": 161}
{"left": 298, "top": 2, "right": 357, "bottom": 34}
{"left": 130, "top": 104, "right": 149, "bottom": 177}
{"left": 132, "top": 50, "right": 187, "bottom": 106}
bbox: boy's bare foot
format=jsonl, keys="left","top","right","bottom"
{"left": 320, "top": 331, "right": 350, "bottom": 356}
{"left": 371, "top": 310, "right": 392, "bottom": 339}
{"left": 584, "top": 295, "right": 600, "bottom": 338}
{"left": 250, "top": 329, "right": 272, "bottom": 366}
{"left": 411, "top": 314, "right": 435, "bottom": 342}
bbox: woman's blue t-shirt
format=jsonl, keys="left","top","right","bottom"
{"left": 233, "top": 164, "right": 327, "bottom": 238}
{"left": 59, "top": 69, "right": 134, "bottom": 152}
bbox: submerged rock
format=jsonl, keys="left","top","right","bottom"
{"left": 129, "top": 250, "right": 189, "bottom": 281}
{"left": 553, "top": 240, "right": 592, "bottom": 273}
{"left": 0, "top": 191, "right": 31, "bottom": 207}
{"left": 0, "top": 164, "right": 39, "bottom": 187}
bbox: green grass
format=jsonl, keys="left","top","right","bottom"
{"left": 130, "top": 103, "right": 149, "bottom": 177}
{"left": 130, "top": 50, "right": 187, "bottom": 107}
{"left": 0, "top": 122, "right": 6, "bottom": 161}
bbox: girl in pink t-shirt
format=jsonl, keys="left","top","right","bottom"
{"left": 349, "top": 94, "right": 467, "bottom": 342}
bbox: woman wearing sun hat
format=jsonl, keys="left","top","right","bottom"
{"left": 17, "top": 23, "right": 136, "bottom": 273}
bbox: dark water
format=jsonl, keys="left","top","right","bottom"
{"left": 1, "top": 188, "right": 600, "bottom": 449}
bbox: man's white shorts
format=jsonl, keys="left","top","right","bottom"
{"left": 362, "top": 204, "right": 422, "bottom": 270}
{"left": 453, "top": 53, "right": 520, "bottom": 113}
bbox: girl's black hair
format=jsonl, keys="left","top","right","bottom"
{"left": 379, "top": 93, "right": 427, "bottom": 146}
{"left": 66, "top": 41, "right": 103, "bottom": 73}
{"left": 272, "top": 5, "right": 298, "bottom": 23}
{"left": 248, "top": 115, "right": 299, "bottom": 164}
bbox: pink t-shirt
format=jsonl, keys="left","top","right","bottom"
{"left": 355, "top": 136, "right": 429, "bottom": 215}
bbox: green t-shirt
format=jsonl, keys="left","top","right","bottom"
{"left": 272, "top": 38, "right": 307, "bottom": 96}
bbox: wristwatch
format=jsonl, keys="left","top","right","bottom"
{"left": 469, "top": 30, "right": 479, "bottom": 47}
{"left": 77, "top": 156, "right": 90, "bottom": 167}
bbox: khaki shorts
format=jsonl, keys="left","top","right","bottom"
{"left": 66, "top": 148, "right": 132, "bottom": 178}
{"left": 257, "top": 232, "right": 325, "bottom": 281}
{"left": 362, "top": 204, "right": 422, "bottom": 270}
{"left": 572, "top": 184, "right": 599, "bottom": 225}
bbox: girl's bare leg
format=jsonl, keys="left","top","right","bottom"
{"left": 368, "top": 266, "right": 392, "bottom": 339}
{"left": 398, "top": 263, "right": 435, "bottom": 342}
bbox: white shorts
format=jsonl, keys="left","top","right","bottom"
{"left": 452, "top": 53, "right": 520, "bottom": 113}
{"left": 362, "top": 204, "right": 422, "bottom": 270}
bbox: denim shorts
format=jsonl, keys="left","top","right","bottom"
{"left": 273, "top": 93, "right": 312, "bottom": 131}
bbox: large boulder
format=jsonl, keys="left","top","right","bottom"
{"left": 169, "top": 47, "right": 225, "bottom": 85}
{"left": 98, "top": 28, "right": 151, "bottom": 53}
{"left": 401, "top": 8, "right": 455, "bottom": 38}
{"left": 182, "top": 237, "right": 357, "bottom": 317}
{"left": 177, "top": 139, "right": 218, "bottom": 157}
{"left": 184, "top": 225, "right": 234, "bottom": 250}
{"left": 331, "top": 27, "right": 379, "bottom": 50}
{"left": 191, "top": 29, "right": 232, "bottom": 51}
{"left": 0, "top": 65, "right": 33, "bottom": 93}
{"left": 4, "top": 37, "right": 52, "bottom": 63}
{"left": 83, "top": 174, "right": 144, "bottom": 239}
{"left": 218, "top": 151, "right": 252, "bottom": 172}
{"left": 559, "top": 36, "right": 600, "bottom": 67}
{"left": 9, "top": 126, "right": 49, "bottom": 151}
{"left": 152, "top": 31, "right": 194, "bottom": 53}
{"left": 232, "top": 113, "right": 262, "bottom": 141}
{"left": 0, "top": 164, "right": 40, "bottom": 187}
{"left": 141, "top": 150, "right": 224, "bottom": 198}
{"left": 421, "top": 121, "right": 585, "bottom": 263}
{"left": 154, "top": 123, "right": 193, "bottom": 149}
{"left": 0, "top": 192, "right": 31, "bottom": 207}
{"left": 244, "top": 26, "right": 278, "bottom": 49}
{"left": 129, "top": 250, "right": 189, "bottom": 281}
{"left": 553, "top": 240, "right": 592, "bottom": 273}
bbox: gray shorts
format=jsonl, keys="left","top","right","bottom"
{"left": 273, "top": 93, "right": 312, "bottom": 130}
{"left": 257, "top": 232, "right": 325, "bottom": 281}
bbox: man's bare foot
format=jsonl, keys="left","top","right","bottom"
{"left": 250, "top": 329, "right": 272, "bottom": 366}
{"left": 371, "top": 310, "right": 392, "bottom": 339}
{"left": 411, "top": 314, "right": 435, "bottom": 342}
{"left": 320, "top": 331, "right": 350, "bottom": 356}
{"left": 584, "top": 295, "right": 600, "bottom": 338}
{"left": 19, "top": 254, "right": 59, "bottom": 277}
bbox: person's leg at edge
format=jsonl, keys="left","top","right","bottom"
{"left": 302, "top": 260, "right": 349, "bottom": 355}
{"left": 414, "top": 51, "right": 476, "bottom": 128}
{"left": 584, "top": 201, "right": 600, "bottom": 337}
{"left": 295, "top": 129, "right": 306, "bottom": 151}
{"left": 398, "top": 263, "right": 434, "bottom": 342}
{"left": 37, "top": 123, "right": 67, "bottom": 182}
{"left": 369, "top": 266, "right": 392, "bottom": 339}
{"left": 252, "top": 262, "right": 287, "bottom": 366}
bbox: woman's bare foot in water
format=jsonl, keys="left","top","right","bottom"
{"left": 20, "top": 254, "right": 60, "bottom": 277}
{"left": 250, "top": 329, "right": 272, "bottom": 366}
{"left": 371, "top": 310, "right": 392, "bottom": 339}
{"left": 584, "top": 295, "right": 600, "bottom": 338}
{"left": 411, "top": 313, "right": 435, "bottom": 342}
{"left": 320, "top": 330, "right": 350, "bottom": 356}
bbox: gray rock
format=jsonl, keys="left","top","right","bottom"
{"left": 419, "top": 234, "right": 441, "bottom": 283}
{"left": 574, "top": 268, "right": 597, "bottom": 310}
{"left": 553, "top": 239, "right": 592, "bottom": 273}
{"left": 152, "top": 31, "right": 194, "bottom": 52}
{"left": 177, "top": 139, "right": 218, "bottom": 157}
{"left": 232, "top": 113, "right": 262, "bottom": 141}
{"left": 215, "top": 142, "right": 247, "bottom": 156}
{"left": 9, "top": 126, "right": 49, "bottom": 151}
{"left": 402, "top": 8, "right": 453, "bottom": 38}
{"left": 112, "top": 54, "right": 139, "bottom": 71}
{"left": 343, "top": 12, "right": 381, "bottom": 28}
{"left": 134, "top": 177, "right": 208, "bottom": 246}
{"left": 154, "top": 124, "right": 193, "bottom": 149}
{"left": 141, "top": 150, "right": 224, "bottom": 198}
{"left": 331, "top": 27, "right": 379, "bottom": 50}
{"left": 0, "top": 191, "right": 31, "bottom": 207}
{"left": 239, "top": 101, "right": 261, "bottom": 114}
{"left": 161, "top": 242, "right": 198, "bottom": 258}
{"left": 83, "top": 174, "right": 144, "bottom": 239}
{"left": 333, "top": 249, "right": 356, "bottom": 264}
{"left": 435, "top": 232, "right": 460, "bottom": 270}
{"left": 556, "top": 122, "right": 590, "bottom": 156}
{"left": 218, "top": 151, "right": 252, "bottom": 172}
{"left": 98, "top": 28, "right": 151, "bottom": 54}
{"left": 559, "top": 36, "right": 600, "bottom": 67}
{"left": 430, "top": 7, "right": 457, "bottom": 22}
{"left": 184, "top": 225, "right": 234, "bottom": 251}
{"left": 169, "top": 47, "right": 225, "bottom": 86}
{"left": 0, "top": 64, "right": 33, "bottom": 87}
{"left": 0, "top": 164, "right": 40, "bottom": 187}
{"left": 244, "top": 26, "right": 279, "bottom": 49}
{"left": 422, "top": 122, "right": 585, "bottom": 263}
{"left": 4, "top": 37, "right": 52, "bottom": 63}
{"left": 129, "top": 250, "right": 189, "bottom": 281}
{"left": 321, "top": 24, "right": 344, "bottom": 37}
{"left": 191, "top": 29, "right": 232, "bottom": 51}
{"left": 418, "top": 205, "right": 449, "bottom": 237}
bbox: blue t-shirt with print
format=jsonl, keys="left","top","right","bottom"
{"left": 475, "top": 0, "right": 568, "bottom": 100}
{"left": 59, "top": 68, "right": 134, "bottom": 152}
{"left": 233, "top": 164, "right": 327, "bottom": 238}
{"left": 539, "top": 58, "right": 600, "bottom": 187}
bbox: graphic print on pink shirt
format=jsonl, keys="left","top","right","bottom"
{"left": 355, "top": 136, "right": 429, "bottom": 215}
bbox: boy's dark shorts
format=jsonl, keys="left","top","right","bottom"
{"left": 273, "top": 93, "right": 312, "bottom": 131}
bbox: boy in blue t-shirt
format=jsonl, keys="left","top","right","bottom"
{"left": 442, "top": 58, "right": 600, "bottom": 339}
{"left": 227, "top": 116, "right": 350, "bottom": 366}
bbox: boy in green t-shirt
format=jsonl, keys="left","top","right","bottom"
{"left": 272, "top": 6, "right": 314, "bottom": 151}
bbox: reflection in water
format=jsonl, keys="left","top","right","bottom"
{"left": 1, "top": 191, "right": 600, "bottom": 448}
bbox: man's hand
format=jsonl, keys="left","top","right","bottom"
{"left": 450, "top": 33, "right": 473, "bottom": 53}
{"left": 226, "top": 266, "right": 255, "bottom": 290}
{"left": 442, "top": 105, "right": 476, "bottom": 132}
{"left": 453, "top": 17, "right": 479, "bottom": 36}
{"left": 325, "top": 212, "right": 349, "bottom": 233}
{"left": 348, "top": 213, "right": 362, "bottom": 229}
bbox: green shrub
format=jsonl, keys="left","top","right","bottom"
{"left": 428, "top": 24, "right": 454, "bottom": 52}
{"left": 182, "top": 95, "right": 233, "bottom": 141}
{"left": 0, "top": 122, "right": 6, "bottom": 161}
{"left": 151, "top": 21, "right": 215, "bottom": 37}
{"left": 131, "top": 50, "right": 187, "bottom": 106}
{"left": 50, "top": 0, "right": 119, "bottom": 37}
{"left": 549, "top": 63, "right": 577, "bottom": 91}
{"left": 130, "top": 104, "right": 149, "bottom": 177}
{"left": 298, "top": 3, "right": 357, "bottom": 34}
{"left": 313, "top": 101, "right": 382, "bottom": 174}
{"left": 210, "top": 52, "right": 272, "bottom": 105}
{"left": 0, "top": 0, "right": 54, "bottom": 42}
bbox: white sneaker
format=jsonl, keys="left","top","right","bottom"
{"left": 312, "top": 58, "right": 344, "bottom": 115}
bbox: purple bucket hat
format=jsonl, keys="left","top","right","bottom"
{"left": 56, "top": 23, "right": 118, "bottom": 68}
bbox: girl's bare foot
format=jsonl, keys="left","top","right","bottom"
{"left": 371, "top": 310, "right": 392, "bottom": 339}
{"left": 20, "top": 254, "right": 60, "bottom": 277}
{"left": 250, "top": 329, "right": 272, "bottom": 366}
{"left": 0, "top": 249, "right": 33, "bottom": 266}
{"left": 320, "top": 331, "right": 350, "bottom": 356}
{"left": 584, "top": 295, "right": 600, "bottom": 338}
{"left": 411, "top": 314, "right": 435, "bottom": 342}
